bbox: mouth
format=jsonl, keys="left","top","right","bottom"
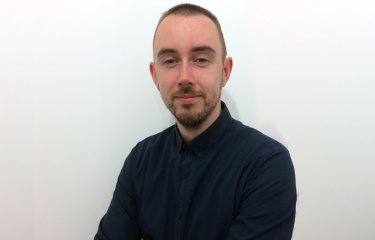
{"left": 174, "top": 94, "right": 201, "bottom": 103}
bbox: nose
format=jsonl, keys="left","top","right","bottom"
{"left": 178, "top": 60, "right": 193, "bottom": 86}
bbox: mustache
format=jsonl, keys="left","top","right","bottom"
{"left": 172, "top": 84, "right": 202, "bottom": 97}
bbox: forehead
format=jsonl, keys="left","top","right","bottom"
{"left": 154, "top": 14, "right": 222, "bottom": 56}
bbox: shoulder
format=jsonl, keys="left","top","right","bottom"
{"left": 228, "top": 120, "right": 296, "bottom": 195}
{"left": 229, "top": 119, "right": 288, "bottom": 156}
{"left": 225, "top": 119, "right": 294, "bottom": 180}
{"left": 127, "top": 125, "right": 175, "bottom": 159}
{"left": 133, "top": 125, "right": 175, "bottom": 152}
{"left": 122, "top": 125, "right": 176, "bottom": 169}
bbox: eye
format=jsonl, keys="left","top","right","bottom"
{"left": 196, "top": 58, "right": 207, "bottom": 63}
{"left": 194, "top": 57, "right": 209, "bottom": 66}
{"left": 164, "top": 59, "right": 176, "bottom": 64}
{"left": 162, "top": 58, "right": 178, "bottom": 67}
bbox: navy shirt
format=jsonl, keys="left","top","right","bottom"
{"left": 95, "top": 102, "right": 296, "bottom": 240}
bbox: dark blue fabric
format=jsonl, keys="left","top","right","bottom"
{"left": 94, "top": 102, "right": 296, "bottom": 240}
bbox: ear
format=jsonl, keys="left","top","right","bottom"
{"left": 149, "top": 62, "right": 160, "bottom": 90}
{"left": 222, "top": 57, "right": 233, "bottom": 87}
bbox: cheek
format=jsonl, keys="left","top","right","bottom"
{"left": 204, "top": 72, "right": 224, "bottom": 91}
{"left": 156, "top": 70, "right": 176, "bottom": 88}
{"left": 158, "top": 81, "right": 173, "bottom": 94}
{"left": 157, "top": 83, "right": 173, "bottom": 101}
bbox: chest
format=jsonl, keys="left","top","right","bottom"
{"left": 135, "top": 147, "right": 250, "bottom": 239}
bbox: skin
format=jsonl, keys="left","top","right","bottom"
{"left": 150, "top": 14, "right": 233, "bottom": 142}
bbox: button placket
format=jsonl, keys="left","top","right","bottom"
{"left": 176, "top": 145, "right": 191, "bottom": 239}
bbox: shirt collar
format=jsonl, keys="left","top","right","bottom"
{"left": 174, "top": 101, "right": 233, "bottom": 157}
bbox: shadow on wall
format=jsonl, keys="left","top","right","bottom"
{"left": 222, "top": 89, "right": 287, "bottom": 146}
{"left": 222, "top": 90, "right": 239, "bottom": 120}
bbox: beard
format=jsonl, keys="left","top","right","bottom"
{"left": 166, "top": 84, "right": 221, "bottom": 130}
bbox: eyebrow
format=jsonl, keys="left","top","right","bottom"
{"left": 191, "top": 46, "right": 216, "bottom": 56}
{"left": 157, "top": 48, "right": 177, "bottom": 58}
{"left": 157, "top": 45, "right": 216, "bottom": 58}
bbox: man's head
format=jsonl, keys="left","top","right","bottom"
{"left": 150, "top": 3, "right": 233, "bottom": 132}
{"left": 153, "top": 3, "right": 227, "bottom": 61}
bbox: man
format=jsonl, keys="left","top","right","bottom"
{"left": 95, "top": 3, "right": 296, "bottom": 240}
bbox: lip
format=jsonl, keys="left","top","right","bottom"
{"left": 175, "top": 95, "right": 200, "bottom": 103}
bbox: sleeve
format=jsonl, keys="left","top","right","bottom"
{"left": 94, "top": 151, "right": 141, "bottom": 240}
{"left": 226, "top": 147, "right": 297, "bottom": 240}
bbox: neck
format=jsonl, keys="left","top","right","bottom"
{"left": 177, "top": 102, "right": 222, "bottom": 143}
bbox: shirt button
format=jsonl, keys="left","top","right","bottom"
{"left": 177, "top": 214, "right": 182, "bottom": 220}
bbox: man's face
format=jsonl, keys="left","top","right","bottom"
{"left": 150, "top": 14, "right": 232, "bottom": 129}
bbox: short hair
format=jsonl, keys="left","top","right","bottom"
{"left": 153, "top": 3, "right": 227, "bottom": 60}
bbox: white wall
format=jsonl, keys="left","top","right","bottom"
{"left": 1, "top": 0, "right": 374, "bottom": 239}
